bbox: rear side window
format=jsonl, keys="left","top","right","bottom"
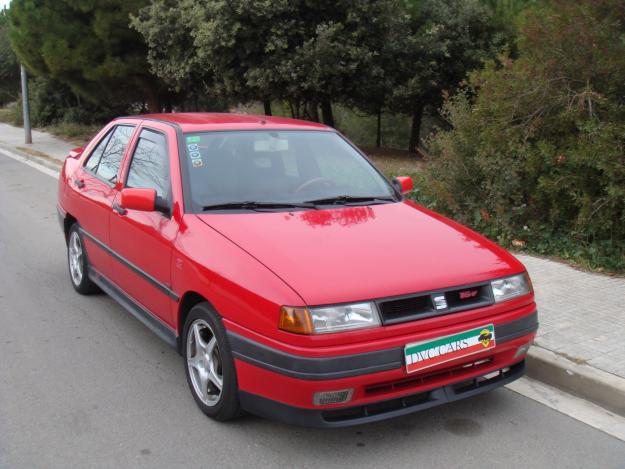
{"left": 126, "top": 129, "right": 170, "bottom": 199}
{"left": 84, "top": 125, "right": 135, "bottom": 183}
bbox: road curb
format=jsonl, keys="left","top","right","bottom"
{"left": 0, "top": 144, "right": 62, "bottom": 175}
{"left": 526, "top": 346, "right": 625, "bottom": 417}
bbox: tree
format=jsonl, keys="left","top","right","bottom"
{"left": 0, "top": 8, "right": 19, "bottom": 105}
{"left": 393, "top": 0, "right": 500, "bottom": 154}
{"left": 133, "top": 0, "right": 405, "bottom": 125}
{"left": 8, "top": 0, "right": 167, "bottom": 112}
{"left": 264, "top": 0, "right": 406, "bottom": 126}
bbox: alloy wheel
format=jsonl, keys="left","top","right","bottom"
{"left": 68, "top": 231, "right": 84, "bottom": 286}
{"left": 186, "top": 319, "right": 223, "bottom": 407}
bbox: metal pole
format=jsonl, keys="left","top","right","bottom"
{"left": 20, "top": 65, "right": 32, "bottom": 144}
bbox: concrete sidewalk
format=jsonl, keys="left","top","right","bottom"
{"left": 520, "top": 255, "right": 625, "bottom": 377}
{"left": 1, "top": 121, "right": 624, "bottom": 414}
{"left": 0, "top": 122, "right": 75, "bottom": 162}
{"left": 518, "top": 255, "right": 625, "bottom": 415}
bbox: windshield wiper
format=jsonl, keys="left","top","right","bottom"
{"left": 202, "top": 201, "right": 318, "bottom": 211}
{"left": 304, "top": 195, "right": 396, "bottom": 206}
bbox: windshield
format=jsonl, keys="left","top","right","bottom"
{"left": 182, "top": 130, "right": 397, "bottom": 211}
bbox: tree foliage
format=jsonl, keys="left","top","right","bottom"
{"left": 422, "top": 0, "right": 625, "bottom": 271}
{"left": 0, "top": 8, "right": 19, "bottom": 105}
{"left": 9, "top": 0, "right": 167, "bottom": 111}
{"left": 393, "top": 0, "right": 501, "bottom": 153}
{"left": 133, "top": 0, "right": 406, "bottom": 125}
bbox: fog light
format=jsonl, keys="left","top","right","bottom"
{"left": 514, "top": 343, "right": 532, "bottom": 358}
{"left": 313, "top": 389, "right": 354, "bottom": 406}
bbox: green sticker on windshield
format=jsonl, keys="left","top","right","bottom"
{"left": 186, "top": 135, "right": 201, "bottom": 143}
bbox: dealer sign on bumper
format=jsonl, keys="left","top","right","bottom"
{"left": 404, "top": 324, "right": 496, "bottom": 374}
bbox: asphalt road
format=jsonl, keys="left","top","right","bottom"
{"left": 1, "top": 151, "right": 625, "bottom": 469}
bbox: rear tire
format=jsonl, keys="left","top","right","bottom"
{"left": 183, "top": 302, "right": 241, "bottom": 421}
{"left": 67, "top": 224, "right": 100, "bottom": 295}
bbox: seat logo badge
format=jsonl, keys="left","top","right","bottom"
{"left": 433, "top": 295, "right": 447, "bottom": 310}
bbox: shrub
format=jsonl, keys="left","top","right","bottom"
{"left": 11, "top": 77, "right": 131, "bottom": 128}
{"left": 419, "top": 0, "right": 625, "bottom": 272}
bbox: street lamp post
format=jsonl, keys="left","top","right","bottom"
{"left": 20, "top": 64, "right": 32, "bottom": 144}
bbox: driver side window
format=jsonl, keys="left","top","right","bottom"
{"left": 126, "top": 129, "right": 171, "bottom": 201}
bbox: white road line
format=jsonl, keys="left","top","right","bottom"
{"left": 507, "top": 377, "right": 625, "bottom": 442}
{"left": 0, "top": 147, "right": 59, "bottom": 179}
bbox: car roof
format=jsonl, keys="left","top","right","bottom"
{"left": 120, "top": 112, "right": 331, "bottom": 133}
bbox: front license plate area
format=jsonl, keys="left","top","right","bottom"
{"left": 404, "top": 324, "right": 495, "bottom": 374}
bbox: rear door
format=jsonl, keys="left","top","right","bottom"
{"left": 109, "top": 123, "right": 179, "bottom": 328}
{"left": 69, "top": 122, "right": 137, "bottom": 279}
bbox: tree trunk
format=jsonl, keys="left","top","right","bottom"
{"left": 263, "top": 100, "right": 272, "bottom": 116}
{"left": 145, "top": 87, "right": 161, "bottom": 114}
{"left": 305, "top": 101, "right": 320, "bottom": 122}
{"left": 288, "top": 100, "right": 299, "bottom": 119}
{"left": 321, "top": 100, "right": 335, "bottom": 127}
{"left": 408, "top": 104, "right": 424, "bottom": 156}
{"left": 376, "top": 108, "right": 382, "bottom": 148}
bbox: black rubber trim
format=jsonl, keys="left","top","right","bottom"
{"left": 228, "top": 311, "right": 537, "bottom": 380}
{"left": 87, "top": 266, "right": 177, "bottom": 347}
{"left": 229, "top": 332, "right": 404, "bottom": 381}
{"left": 496, "top": 312, "right": 539, "bottom": 343}
{"left": 79, "top": 227, "right": 179, "bottom": 301}
{"left": 239, "top": 360, "right": 525, "bottom": 428}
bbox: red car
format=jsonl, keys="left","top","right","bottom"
{"left": 57, "top": 113, "right": 537, "bottom": 427}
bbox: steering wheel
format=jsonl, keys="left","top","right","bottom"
{"left": 294, "top": 177, "right": 336, "bottom": 196}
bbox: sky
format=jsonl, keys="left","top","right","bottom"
{"left": 1, "top": 0, "right": 11, "bottom": 10}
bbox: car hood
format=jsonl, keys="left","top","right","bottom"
{"left": 195, "top": 201, "right": 525, "bottom": 305}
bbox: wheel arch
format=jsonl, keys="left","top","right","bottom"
{"left": 63, "top": 212, "right": 78, "bottom": 244}
{"left": 177, "top": 290, "right": 212, "bottom": 352}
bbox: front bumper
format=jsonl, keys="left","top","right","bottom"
{"left": 239, "top": 360, "right": 525, "bottom": 428}
{"left": 229, "top": 311, "right": 537, "bottom": 427}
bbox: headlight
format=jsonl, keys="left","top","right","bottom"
{"left": 310, "top": 302, "right": 381, "bottom": 334}
{"left": 491, "top": 273, "right": 531, "bottom": 302}
{"left": 279, "top": 302, "right": 381, "bottom": 335}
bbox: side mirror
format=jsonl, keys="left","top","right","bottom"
{"left": 68, "top": 147, "right": 84, "bottom": 159}
{"left": 120, "top": 188, "right": 156, "bottom": 212}
{"left": 393, "top": 176, "right": 413, "bottom": 195}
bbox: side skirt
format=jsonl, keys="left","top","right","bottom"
{"left": 88, "top": 266, "right": 178, "bottom": 348}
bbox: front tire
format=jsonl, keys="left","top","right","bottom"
{"left": 67, "top": 224, "right": 99, "bottom": 295}
{"left": 183, "top": 302, "right": 241, "bottom": 421}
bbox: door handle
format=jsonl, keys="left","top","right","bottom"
{"left": 112, "top": 202, "right": 127, "bottom": 216}
{"left": 73, "top": 178, "right": 85, "bottom": 189}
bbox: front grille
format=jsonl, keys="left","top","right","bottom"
{"left": 378, "top": 295, "right": 432, "bottom": 322}
{"left": 377, "top": 282, "right": 494, "bottom": 325}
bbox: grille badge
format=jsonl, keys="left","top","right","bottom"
{"left": 459, "top": 289, "right": 479, "bottom": 300}
{"left": 433, "top": 295, "right": 448, "bottom": 310}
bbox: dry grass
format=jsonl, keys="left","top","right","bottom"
{"left": 0, "top": 106, "right": 16, "bottom": 125}
{"left": 44, "top": 123, "right": 101, "bottom": 146}
{"left": 15, "top": 146, "right": 62, "bottom": 167}
{"left": 363, "top": 147, "right": 426, "bottom": 177}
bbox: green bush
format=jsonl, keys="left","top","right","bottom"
{"left": 418, "top": 0, "right": 625, "bottom": 272}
